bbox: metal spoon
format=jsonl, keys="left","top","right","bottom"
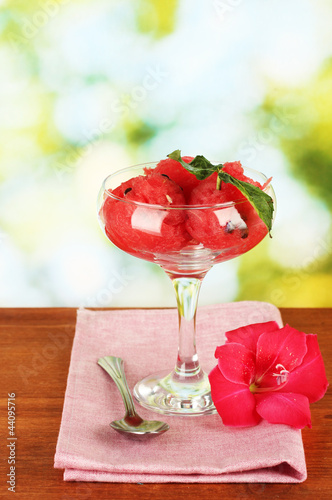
{"left": 98, "top": 356, "right": 170, "bottom": 436}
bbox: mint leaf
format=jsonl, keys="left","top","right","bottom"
{"left": 168, "top": 150, "right": 222, "bottom": 180}
{"left": 167, "top": 149, "right": 274, "bottom": 234}
{"left": 218, "top": 171, "right": 274, "bottom": 234}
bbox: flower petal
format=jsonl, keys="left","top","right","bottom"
{"left": 225, "top": 321, "right": 280, "bottom": 353}
{"left": 209, "top": 366, "right": 261, "bottom": 427}
{"left": 215, "top": 343, "right": 255, "bottom": 385}
{"left": 255, "top": 392, "right": 311, "bottom": 429}
{"left": 255, "top": 324, "right": 307, "bottom": 385}
{"left": 283, "top": 334, "right": 329, "bottom": 403}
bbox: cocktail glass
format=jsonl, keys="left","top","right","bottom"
{"left": 97, "top": 162, "right": 275, "bottom": 416}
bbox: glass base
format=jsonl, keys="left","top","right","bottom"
{"left": 133, "top": 369, "right": 217, "bottom": 416}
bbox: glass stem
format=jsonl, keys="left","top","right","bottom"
{"left": 170, "top": 276, "right": 204, "bottom": 381}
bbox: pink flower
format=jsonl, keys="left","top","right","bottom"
{"left": 209, "top": 321, "right": 328, "bottom": 428}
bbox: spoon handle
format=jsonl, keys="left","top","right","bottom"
{"left": 98, "top": 356, "right": 139, "bottom": 419}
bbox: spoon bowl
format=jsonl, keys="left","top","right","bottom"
{"left": 110, "top": 416, "right": 170, "bottom": 435}
{"left": 98, "top": 356, "right": 170, "bottom": 436}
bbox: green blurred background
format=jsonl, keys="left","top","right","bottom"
{"left": 0, "top": 0, "right": 331, "bottom": 307}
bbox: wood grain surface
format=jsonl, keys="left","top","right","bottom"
{"left": 0, "top": 307, "right": 331, "bottom": 500}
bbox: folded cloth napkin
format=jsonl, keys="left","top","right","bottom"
{"left": 54, "top": 301, "right": 307, "bottom": 483}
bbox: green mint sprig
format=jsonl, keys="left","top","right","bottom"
{"left": 167, "top": 149, "right": 274, "bottom": 235}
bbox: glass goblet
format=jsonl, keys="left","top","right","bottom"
{"left": 97, "top": 163, "right": 275, "bottom": 416}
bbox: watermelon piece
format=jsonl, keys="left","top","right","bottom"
{"left": 186, "top": 162, "right": 268, "bottom": 253}
{"left": 101, "top": 173, "right": 191, "bottom": 258}
{"left": 148, "top": 156, "right": 200, "bottom": 201}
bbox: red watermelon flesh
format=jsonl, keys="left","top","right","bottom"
{"left": 101, "top": 173, "right": 191, "bottom": 257}
{"left": 221, "top": 161, "right": 263, "bottom": 202}
{"left": 101, "top": 159, "right": 269, "bottom": 262}
{"left": 186, "top": 162, "right": 267, "bottom": 252}
{"left": 149, "top": 156, "right": 200, "bottom": 201}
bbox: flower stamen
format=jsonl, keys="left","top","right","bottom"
{"left": 272, "top": 363, "right": 289, "bottom": 385}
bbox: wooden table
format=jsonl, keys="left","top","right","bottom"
{"left": 0, "top": 308, "right": 331, "bottom": 499}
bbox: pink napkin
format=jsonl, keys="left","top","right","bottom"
{"left": 54, "top": 302, "right": 307, "bottom": 483}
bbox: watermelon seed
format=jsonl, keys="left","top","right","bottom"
{"left": 161, "top": 174, "right": 170, "bottom": 179}
{"left": 124, "top": 187, "right": 132, "bottom": 195}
